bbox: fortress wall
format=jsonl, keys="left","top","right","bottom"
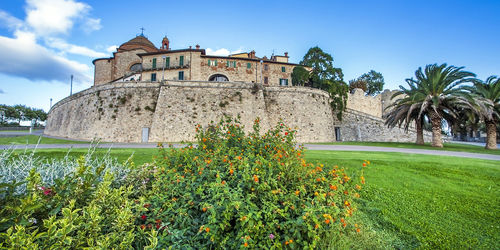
{"left": 336, "top": 109, "right": 432, "bottom": 143}
{"left": 346, "top": 89, "right": 383, "bottom": 118}
{"left": 149, "top": 81, "right": 271, "bottom": 142}
{"left": 94, "top": 59, "right": 112, "bottom": 85}
{"left": 45, "top": 82, "right": 160, "bottom": 142}
{"left": 46, "top": 81, "right": 423, "bottom": 144}
{"left": 264, "top": 86, "right": 336, "bottom": 142}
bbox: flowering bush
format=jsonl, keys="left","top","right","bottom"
{"left": 143, "top": 117, "right": 366, "bottom": 248}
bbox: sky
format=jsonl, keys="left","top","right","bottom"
{"left": 0, "top": 0, "right": 499, "bottom": 112}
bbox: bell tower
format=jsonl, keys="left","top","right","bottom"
{"left": 161, "top": 36, "right": 170, "bottom": 50}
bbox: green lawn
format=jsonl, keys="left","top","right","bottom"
{"left": 306, "top": 150, "right": 500, "bottom": 249}
{"left": 0, "top": 135, "right": 89, "bottom": 145}
{"left": 9, "top": 147, "right": 500, "bottom": 248}
{"left": 313, "top": 141, "right": 500, "bottom": 155}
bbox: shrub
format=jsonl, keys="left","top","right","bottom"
{"left": 0, "top": 149, "right": 160, "bottom": 248}
{"left": 142, "top": 117, "right": 366, "bottom": 248}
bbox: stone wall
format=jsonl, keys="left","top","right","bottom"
{"left": 45, "top": 82, "right": 160, "bottom": 142}
{"left": 335, "top": 109, "right": 432, "bottom": 143}
{"left": 264, "top": 86, "right": 335, "bottom": 142}
{"left": 46, "top": 81, "right": 335, "bottom": 143}
{"left": 94, "top": 59, "right": 112, "bottom": 85}
{"left": 346, "top": 89, "right": 383, "bottom": 118}
{"left": 46, "top": 81, "right": 425, "bottom": 143}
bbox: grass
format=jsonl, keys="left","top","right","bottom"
{"left": 8, "top": 147, "right": 500, "bottom": 248}
{"left": 313, "top": 141, "right": 500, "bottom": 155}
{"left": 0, "top": 135, "right": 89, "bottom": 145}
{"left": 306, "top": 150, "right": 500, "bottom": 249}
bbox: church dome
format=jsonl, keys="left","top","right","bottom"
{"left": 117, "top": 35, "right": 158, "bottom": 53}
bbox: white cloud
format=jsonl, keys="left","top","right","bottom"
{"left": 0, "top": 30, "right": 91, "bottom": 83}
{"left": 83, "top": 17, "right": 101, "bottom": 33}
{"left": 0, "top": 10, "right": 23, "bottom": 30}
{"left": 45, "top": 37, "right": 108, "bottom": 57}
{"left": 206, "top": 48, "right": 244, "bottom": 56}
{"left": 0, "top": 0, "right": 107, "bottom": 84}
{"left": 25, "top": 0, "right": 91, "bottom": 36}
{"left": 106, "top": 45, "right": 118, "bottom": 53}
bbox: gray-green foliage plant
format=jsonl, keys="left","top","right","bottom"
{"left": 0, "top": 146, "right": 160, "bottom": 248}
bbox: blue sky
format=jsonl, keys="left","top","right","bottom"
{"left": 0, "top": 0, "right": 499, "bottom": 112}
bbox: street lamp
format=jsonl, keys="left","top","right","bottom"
{"left": 162, "top": 56, "right": 166, "bottom": 81}
{"left": 70, "top": 75, "right": 73, "bottom": 95}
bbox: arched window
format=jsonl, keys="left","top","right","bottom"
{"left": 208, "top": 74, "right": 229, "bottom": 82}
{"left": 130, "top": 63, "right": 142, "bottom": 72}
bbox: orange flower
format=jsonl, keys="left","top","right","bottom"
{"left": 221, "top": 180, "right": 226, "bottom": 185}
{"left": 229, "top": 169, "right": 234, "bottom": 175}
{"left": 316, "top": 178, "right": 321, "bottom": 182}
{"left": 325, "top": 219, "right": 330, "bottom": 224}
{"left": 361, "top": 176, "right": 365, "bottom": 184}
{"left": 356, "top": 228, "right": 361, "bottom": 233}
{"left": 329, "top": 184, "right": 337, "bottom": 190}
{"left": 356, "top": 184, "right": 361, "bottom": 190}
{"left": 344, "top": 200, "right": 350, "bottom": 206}
{"left": 244, "top": 242, "right": 248, "bottom": 247}
{"left": 362, "top": 163, "right": 367, "bottom": 167}
{"left": 202, "top": 207, "right": 207, "bottom": 212}
{"left": 295, "top": 190, "right": 300, "bottom": 195}
{"left": 253, "top": 175, "right": 259, "bottom": 183}
{"left": 205, "top": 227, "right": 210, "bottom": 233}
{"left": 202, "top": 138, "right": 207, "bottom": 142}
{"left": 314, "top": 224, "right": 319, "bottom": 229}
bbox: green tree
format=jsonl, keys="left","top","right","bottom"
{"left": 407, "top": 64, "right": 475, "bottom": 147}
{"left": 291, "top": 66, "right": 310, "bottom": 86}
{"left": 348, "top": 79, "right": 367, "bottom": 93}
{"left": 300, "top": 47, "right": 348, "bottom": 120}
{"left": 351, "top": 70, "right": 385, "bottom": 96}
{"left": 465, "top": 76, "right": 500, "bottom": 149}
{"left": 384, "top": 82, "right": 426, "bottom": 145}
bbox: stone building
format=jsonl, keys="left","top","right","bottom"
{"left": 93, "top": 34, "right": 301, "bottom": 86}
{"left": 46, "top": 33, "right": 430, "bottom": 144}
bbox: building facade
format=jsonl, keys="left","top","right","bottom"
{"left": 93, "top": 34, "right": 301, "bottom": 86}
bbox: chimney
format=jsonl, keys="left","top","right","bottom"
{"left": 284, "top": 52, "right": 288, "bottom": 57}
{"left": 189, "top": 45, "right": 192, "bottom": 49}
{"left": 195, "top": 44, "right": 200, "bottom": 49}
{"left": 250, "top": 50, "right": 256, "bottom": 58}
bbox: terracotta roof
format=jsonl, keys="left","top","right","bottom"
{"left": 118, "top": 35, "right": 158, "bottom": 53}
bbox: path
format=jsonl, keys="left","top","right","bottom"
{"left": 1, "top": 142, "right": 499, "bottom": 161}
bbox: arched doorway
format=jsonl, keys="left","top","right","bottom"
{"left": 208, "top": 74, "right": 229, "bottom": 82}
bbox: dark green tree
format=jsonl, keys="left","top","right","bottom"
{"left": 355, "top": 70, "right": 385, "bottom": 96}
{"left": 407, "top": 64, "right": 475, "bottom": 147}
{"left": 465, "top": 76, "right": 500, "bottom": 149}
{"left": 291, "top": 66, "right": 310, "bottom": 86}
{"left": 348, "top": 79, "right": 367, "bottom": 93}
{"left": 300, "top": 47, "right": 348, "bottom": 120}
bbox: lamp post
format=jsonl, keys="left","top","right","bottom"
{"left": 50, "top": 98, "right": 52, "bottom": 108}
{"left": 70, "top": 75, "right": 73, "bottom": 95}
{"left": 162, "top": 56, "right": 166, "bottom": 82}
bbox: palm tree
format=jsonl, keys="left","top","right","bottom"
{"left": 465, "top": 76, "right": 500, "bottom": 149}
{"left": 384, "top": 80, "right": 426, "bottom": 145}
{"left": 407, "top": 64, "right": 475, "bottom": 148}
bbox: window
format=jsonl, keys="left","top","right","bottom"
{"left": 178, "top": 71, "right": 184, "bottom": 80}
{"left": 279, "top": 78, "right": 289, "bottom": 86}
{"left": 226, "top": 60, "right": 236, "bottom": 68}
{"left": 281, "top": 66, "right": 286, "bottom": 72}
{"left": 208, "top": 59, "right": 217, "bottom": 66}
{"left": 179, "top": 56, "right": 184, "bottom": 66}
{"left": 152, "top": 58, "right": 157, "bottom": 69}
{"left": 130, "top": 63, "right": 142, "bottom": 72}
{"left": 264, "top": 64, "right": 269, "bottom": 71}
{"left": 209, "top": 74, "right": 229, "bottom": 82}
{"left": 165, "top": 57, "right": 170, "bottom": 68}
{"left": 264, "top": 77, "right": 268, "bottom": 85}
{"left": 247, "top": 63, "right": 251, "bottom": 69}
{"left": 151, "top": 73, "right": 157, "bottom": 82}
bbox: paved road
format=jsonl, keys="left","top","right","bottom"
{"left": 1, "top": 142, "right": 499, "bottom": 161}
